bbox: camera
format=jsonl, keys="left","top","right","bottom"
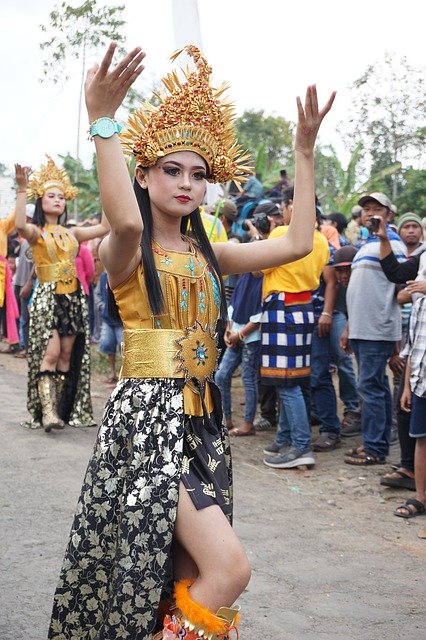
{"left": 368, "top": 216, "right": 381, "bottom": 233}
{"left": 242, "top": 212, "right": 271, "bottom": 234}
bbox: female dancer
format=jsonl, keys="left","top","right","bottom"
{"left": 48, "top": 43, "right": 335, "bottom": 639}
{"left": 14, "top": 159, "right": 109, "bottom": 431}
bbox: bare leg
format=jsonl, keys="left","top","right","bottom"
{"left": 57, "top": 335, "right": 76, "bottom": 372}
{"left": 107, "top": 354, "right": 117, "bottom": 381}
{"left": 414, "top": 437, "right": 426, "bottom": 505}
{"left": 172, "top": 539, "right": 199, "bottom": 582}
{"left": 173, "top": 483, "right": 251, "bottom": 612}
{"left": 40, "top": 330, "right": 61, "bottom": 371}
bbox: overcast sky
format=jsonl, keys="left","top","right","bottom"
{"left": 1, "top": 0, "right": 425, "bottom": 180}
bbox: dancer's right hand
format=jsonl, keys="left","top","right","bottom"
{"left": 85, "top": 42, "right": 146, "bottom": 122}
{"left": 14, "top": 163, "right": 32, "bottom": 190}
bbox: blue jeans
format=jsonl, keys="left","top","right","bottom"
{"left": 99, "top": 321, "right": 123, "bottom": 355}
{"left": 331, "top": 312, "right": 359, "bottom": 413}
{"left": 215, "top": 341, "right": 261, "bottom": 422}
{"left": 276, "top": 385, "right": 311, "bottom": 451}
{"left": 310, "top": 325, "right": 340, "bottom": 434}
{"left": 350, "top": 339, "right": 394, "bottom": 458}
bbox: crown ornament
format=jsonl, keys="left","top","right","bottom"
{"left": 120, "top": 45, "right": 252, "bottom": 186}
{"left": 27, "top": 155, "right": 79, "bottom": 201}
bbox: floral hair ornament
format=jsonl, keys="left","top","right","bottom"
{"left": 120, "top": 45, "right": 252, "bottom": 186}
{"left": 27, "top": 155, "right": 79, "bottom": 201}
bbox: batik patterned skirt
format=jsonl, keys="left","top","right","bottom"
{"left": 260, "top": 291, "right": 314, "bottom": 387}
{"left": 24, "top": 282, "right": 94, "bottom": 428}
{"left": 48, "top": 378, "right": 232, "bottom": 640}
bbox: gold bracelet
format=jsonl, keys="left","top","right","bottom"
{"left": 238, "top": 331, "right": 245, "bottom": 342}
{"left": 321, "top": 312, "right": 333, "bottom": 319}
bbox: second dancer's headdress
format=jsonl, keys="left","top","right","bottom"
{"left": 27, "top": 155, "right": 78, "bottom": 201}
{"left": 120, "top": 45, "right": 252, "bottom": 186}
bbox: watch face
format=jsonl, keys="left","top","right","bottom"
{"left": 96, "top": 118, "right": 115, "bottom": 138}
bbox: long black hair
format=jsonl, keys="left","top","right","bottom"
{"left": 107, "top": 178, "right": 228, "bottom": 323}
{"left": 32, "top": 197, "right": 68, "bottom": 227}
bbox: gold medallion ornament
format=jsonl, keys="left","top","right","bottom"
{"left": 120, "top": 45, "right": 253, "bottom": 186}
{"left": 174, "top": 320, "right": 219, "bottom": 386}
{"left": 27, "top": 155, "right": 79, "bottom": 201}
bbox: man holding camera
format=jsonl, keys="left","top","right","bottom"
{"left": 242, "top": 201, "right": 285, "bottom": 240}
{"left": 343, "top": 193, "right": 407, "bottom": 466}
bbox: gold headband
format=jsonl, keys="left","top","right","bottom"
{"left": 120, "top": 45, "right": 252, "bottom": 185}
{"left": 27, "top": 156, "right": 79, "bottom": 201}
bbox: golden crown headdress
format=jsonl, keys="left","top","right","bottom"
{"left": 27, "top": 155, "right": 79, "bottom": 201}
{"left": 120, "top": 45, "right": 252, "bottom": 186}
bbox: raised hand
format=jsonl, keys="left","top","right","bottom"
{"left": 85, "top": 42, "right": 146, "bottom": 122}
{"left": 294, "top": 86, "right": 336, "bottom": 157}
{"left": 14, "top": 164, "right": 32, "bottom": 190}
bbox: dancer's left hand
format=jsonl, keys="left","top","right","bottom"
{"left": 85, "top": 42, "right": 146, "bottom": 122}
{"left": 294, "top": 86, "right": 336, "bottom": 157}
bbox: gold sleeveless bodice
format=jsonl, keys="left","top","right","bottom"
{"left": 113, "top": 239, "right": 222, "bottom": 416}
{"left": 32, "top": 224, "right": 79, "bottom": 294}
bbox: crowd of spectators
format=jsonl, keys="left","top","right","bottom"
{"left": 210, "top": 174, "right": 426, "bottom": 522}
{"left": 1, "top": 172, "right": 425, "bottom": 521}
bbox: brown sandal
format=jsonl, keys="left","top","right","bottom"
{"left": 345, "top": 451, "right": 386, "bottom": 466}
{"left": 394, "top": 499, "right": 425, "bottom": 519}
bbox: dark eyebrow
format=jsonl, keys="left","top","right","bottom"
{"left": 161, "top": 160, "right": 206, "bottom": 171}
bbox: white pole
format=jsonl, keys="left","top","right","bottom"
{"left": 171, "top": 0, "right": 203, "bottom": 51}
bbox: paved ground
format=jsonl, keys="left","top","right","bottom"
{"left": 1, "top": 354, "right": 425, "bottom": 640}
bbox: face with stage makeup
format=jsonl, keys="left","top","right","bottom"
{"left": 135, "top": 151, "right": 208, "bottom": 221}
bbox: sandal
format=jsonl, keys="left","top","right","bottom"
{"left": 394, "top": 498, "right": 425, "bottom": 519}
{"left": 0, "top": 344, "right": 19, "bottom": 354}
{"left": 380, "top": 469, "right": 416, "bottom": 491}
{"left": 345, "top": 445, "right": 364, "bottom": 457}
{"left": 345, "top": 451, "right": 386, "bottom": 466}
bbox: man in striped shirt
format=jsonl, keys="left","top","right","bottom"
{"left": 344, "top": 193, "right": 406, "bottom": 466}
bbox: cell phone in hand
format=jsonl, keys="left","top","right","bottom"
{"left": 369, "top": 217, "right": 380, "bottom": 233}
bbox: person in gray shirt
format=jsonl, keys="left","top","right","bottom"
{"left": 342, "top": 193, "right": 407, "bottom": 465}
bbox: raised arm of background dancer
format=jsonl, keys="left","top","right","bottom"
{"left": 84, "top": 42, "right": 146, "bottom": 279}
{"left": 14, "top": 164, "right": 38, "bottom": 244}
{"left": 72, "top": 211, "right": 111, "bottom": 243}
{"left": 214, "top": 86, "right": 336, "bottom": 275}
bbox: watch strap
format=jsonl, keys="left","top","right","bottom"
{"left": 89, "top": 117, "right": 123, "bottom": 139}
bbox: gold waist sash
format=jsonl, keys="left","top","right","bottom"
{"left": 120, "top": 323, "right": 218, "bottom": 383}
{"left": 36, "top": 260, "right": 77, "bottom": 285}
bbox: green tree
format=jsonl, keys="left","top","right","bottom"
{"left": 395, "top": 169, "right": 426, "bottom": 217}
{"left": 314, "top": 143, "right": 401, "bottom": 215}
{"left": 235, "top": 110, "right": 293, "bottom": 184}
{"left": 60, "top": 153, "right": 101, "bottom": 220}
{"left": 40, "top": 1, "right": 126, "bottom": 217}
{"left": 338, "top": 53, "right": 426, "bottom": 201}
